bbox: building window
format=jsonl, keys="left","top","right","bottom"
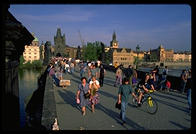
{"left": 29, "top": 56, "right": 31, "bottom": 58}
{"left": 29, "top": 53, "right": 31, "bottom": 54}
{"left": 29, "top": 49, "right": 31, "bottom": 51}
{"left": 34, "top": 53, "right": 37, "bottom": 55}
{"left": 34, "top": 56, "right": 37, "bottom": 59}
{"left": 34, "top": 49, "right": 36, "bottom": 51}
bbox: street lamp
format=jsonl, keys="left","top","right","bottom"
{"left": 135, "top": 44, "right": 140, "bottom": 69}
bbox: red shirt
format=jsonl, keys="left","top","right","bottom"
{"left": 166, "top": 81, "right": 171, "bottom": 88}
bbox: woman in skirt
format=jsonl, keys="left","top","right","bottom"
{"left": 89, "top": 76, "right": 100, "bottom": 113}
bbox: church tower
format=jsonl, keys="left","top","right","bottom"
{"left": 110, "top": 31, "right": 119, "bottom": 48}
{"left": 54, "top": 28, "right": 66, "bottom": 56}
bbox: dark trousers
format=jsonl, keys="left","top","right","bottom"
{"left": 180, "top": 80, "right": 187, "bottom": 93}
{"left": 99, "top": 77, "right": 104, "bottom": 87}
{"left": 52, "top": 75, "right": 60, "bottom": 86}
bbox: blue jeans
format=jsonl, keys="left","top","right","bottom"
{"left": 180, "top": 80, "right": 187, "bottom": 93}
{"left": 80, "top": 70, "right": 84, "bottom": 78}
{"left": 187, "top": 88, "right": 191, "bottom": 110}
{"left": 52, "top": 75, "right": 60, "bottom": 86}
{"left": 120, "top": 101, "right": 128, "bottom": 122}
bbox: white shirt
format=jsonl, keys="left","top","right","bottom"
{"left": 89, "top": 80, "right": 99, "bottom": 86}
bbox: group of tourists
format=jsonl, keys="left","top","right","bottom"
{"left": 47, "top": 57, "right": 77, "bottom": 87}
{"left": 76, "top": 61, "right": 106, "bottom": 116}
{"left": 46, "top": 57, "right": 192, "bottom": 125}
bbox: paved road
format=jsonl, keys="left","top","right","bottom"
{"left": 53, "top": 67, "right": 191, "bottom": 130}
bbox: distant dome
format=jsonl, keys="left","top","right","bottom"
{"left": 32, "top": 33, "right": 39, "bottom": 42}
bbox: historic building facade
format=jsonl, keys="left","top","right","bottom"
{"left": 53, "top": 28, "right": 77, "bottom": 58}
{"left": 23, "top": 33, "right": 40, "bottom": 63}
{"left": 112, "top": 48, "right": 134, "bottom": 67}
{"left": 54, "top": 28, "right": 66, "bottom": 56}
{"left": 110, "top": 31, "right": 119, "bottom": 48}
{"left": 150, "top": 45, "right": 174, "bottom": 62}
{"left": 106, "top": 32, "right": 145, "bottom": 67}
{"left": 150, "top": 45, "right": 191, "bottom": 62}
{"left": 173, "top": 52, "right": 191, "bottom": 62}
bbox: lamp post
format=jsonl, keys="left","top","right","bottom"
{"left": 136, "top": 44, "right": 140, "bottom": 69}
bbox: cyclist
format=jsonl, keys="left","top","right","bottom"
{"left": 136, "top": 73, "right": 155, "bottom": 106}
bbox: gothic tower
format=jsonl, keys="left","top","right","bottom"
{"left": 54, "top": 28, "right": 66, "bottom": 56}
{"left": 110, "top": 31, "right": 119, "bottom": 48}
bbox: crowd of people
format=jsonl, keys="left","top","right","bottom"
{"left": 45, "top": 57, "right": 192, "bottom": 124}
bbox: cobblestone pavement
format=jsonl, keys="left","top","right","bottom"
{"left": 53, "top": 67, "right": 191, "bottom": 130}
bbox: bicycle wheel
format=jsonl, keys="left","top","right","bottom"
{"left": 145, "top": 96, "right": 158, "bottom": 114}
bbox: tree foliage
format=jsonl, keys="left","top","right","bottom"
{"left": 83, "top": 41, "right": 104, "bottom": 61}
{"left": 19, "top": 55, "right": 43, "bottom": 69}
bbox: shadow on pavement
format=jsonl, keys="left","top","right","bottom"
{"left": 169, "top": 121, "right": 189, "bottom": 129}
{"left": 57, "top": 89, "right": 81, "bottom": 112}
{"left": 153, "top": 92, "right": 187, "bottom": 104}
{"left": 104, "top": 78, "right": 115, "bottom": 85}
{"left": 166, "top": 92, "right": 187, "bottom": 100}
{"left": 155, "top": 98, "right": 188, "bottom": 113}
{"left": 71, "top": 78, "right": 81, "bottom": 85}
{"left": 98, "top": 90, "right": 118, "bottom": 100}
{"left": 96, "top": 103, "right": 145, "bottom": 130}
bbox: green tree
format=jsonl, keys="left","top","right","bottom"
{"left": 19, "top": 55, "right": 25, "bottom": 69}
{"left": 32, "top": 60, "right": 43, "bottom": 69}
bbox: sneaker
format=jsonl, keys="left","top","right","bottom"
{"left": 138, "top": 102, "right": 141, "bottom": 107}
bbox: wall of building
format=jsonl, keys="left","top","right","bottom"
{"left": 173, "top": 53, "right": 191, "bottom": 62}
{"left": 112, "top": 48, "right": 134, "bottom": 67}
{"left": 23, "top": 45, "right": 40, "bottom": 62}
{"left": 165, "top": 50, "right": 174, "bottom": 61}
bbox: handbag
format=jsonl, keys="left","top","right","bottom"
{"left": 115, "top": 102, "right": 121, "bottom": 110}
{"left": 84, "top": 92, "right": 90, "bottom": 99}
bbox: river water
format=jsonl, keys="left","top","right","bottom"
{"left": 18, "top": 68, "right": 42, "bottom": 128}
{"left": 138, "top": 66, "right": 191, "bottom": 77}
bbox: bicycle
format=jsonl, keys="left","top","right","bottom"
{"left": 131, "top": 86, "right": 158, "bottom": 114}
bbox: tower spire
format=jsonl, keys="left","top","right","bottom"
{"left": 112, "top": 30, "right": 116, "bottom": 41}
{"left": 56, "top": 28, "right": 62, "bottom": 37}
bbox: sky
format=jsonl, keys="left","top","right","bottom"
{"left": 9, "top": 4, "right": 191, "bottom": 52}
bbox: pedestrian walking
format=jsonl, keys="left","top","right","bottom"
{"left": 99, "top": 64, "right": 106, "bottom": 87}
{"left": 114, "top": 66, "right": 123, "bottom": 87}
{"left": 180, "top": 69, "right": 188, "bottom": 94}
{"left": 70, "top": 62, "right": 74, "bottom": 74}
{"left": 117, "top": 77, "right": 138, "bottom": 125}
{"left": 89, "top": 76, "right": 100, "bottom": 113}
{"left": 186, "top": 69, "right": 192, "bottom": 114}
{"left": 79, "top": 62, "right": 85, "bottom": 78}
{"left": 76, "top": 77, "right": 90, "bottom": 116}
